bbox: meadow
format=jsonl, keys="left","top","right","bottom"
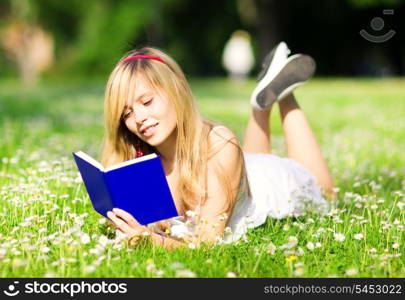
{"left": 0, "top": 77, "right": 403, "bottom": 277}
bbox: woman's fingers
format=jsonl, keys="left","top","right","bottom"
{"left": 112, "top": 208, "right": 140, "bottom": 228}
{"left": 107, "top": 211, "right": 132, "bottom": 233}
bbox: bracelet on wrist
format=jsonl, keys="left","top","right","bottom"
{"left": 128, "top": 228, "right": 152, "bottom": 246}
{"left": 128, "top": 233, "right": 141, "bottom": 245}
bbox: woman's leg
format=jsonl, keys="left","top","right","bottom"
{"left": 278, "top": 93, "right": 336, "bottom": 200}
{"left": 242, "top": 107, "right": 272, "bottom": 154}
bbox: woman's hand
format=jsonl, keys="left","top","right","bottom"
{"left": 106, "top": 208, "right": 148, "bottom": 238}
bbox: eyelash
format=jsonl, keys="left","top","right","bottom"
{"left": 123, "top": 98, "right": 153, "bottom": 119}
{"left": 123, "top": 111, "right": 132, "bottom": 119}
{"left": 143, "top": 98, "right": 153, "bottom": 105}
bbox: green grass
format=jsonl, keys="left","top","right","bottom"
{"left": 0, "top": 77, "right": 404, "bottom": 277}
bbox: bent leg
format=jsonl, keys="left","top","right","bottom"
{"left": 242, "top": 108, "right": 272, "bottom": 154}
{"left": 279, "top": 94, "right": 336, "bottom": 200}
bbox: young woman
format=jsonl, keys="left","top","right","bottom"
{"left": 102, "top": 42, "right": 336, "bottom": 250}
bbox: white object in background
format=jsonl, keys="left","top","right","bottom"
{"left": 222, "top": 30, "right": 254, "bottom": 80}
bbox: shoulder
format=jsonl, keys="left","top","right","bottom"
{"left": 208, "top": 126, "right": 242, "bottom": 167}
{"left": 208, "top": 126, "right": 240, "bottom": 147}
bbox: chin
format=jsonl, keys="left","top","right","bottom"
{"left": 144, "top": 135, "right": 164, "bottom": 147}
{"left": 142, "top": 126, "right": 176, "bottom": 148}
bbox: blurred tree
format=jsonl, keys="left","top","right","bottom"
{"left": 0, "top": 0, "right": 265, "bottom": 78}
{"left": 0, "top": 0, "right": 54, "bottom": 86}
{"left": 1, "top": 0, "right": 164, "bottom": 77}
{"left": 0, "top": 0, "right": 403, "bottom": 78}
{"left": 237, "top": 0, "right": 282, "bottom": 62}
{"left": 158, "top": 0, "right": 243, "bottom": 75}
{"left": 70, "top": 0, "right": 156, "bottom": 75}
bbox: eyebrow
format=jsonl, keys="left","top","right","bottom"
{"left": 124, "top": 92, "right": 152, "bottom": 110}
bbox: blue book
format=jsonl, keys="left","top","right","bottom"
{"left": 72, "top": 151, "right": 178, "bottom": 225}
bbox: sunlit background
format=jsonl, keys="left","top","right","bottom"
{"left": 0, "top": 0, "right": 404, "bottom": 86}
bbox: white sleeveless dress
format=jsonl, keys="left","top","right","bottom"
{"left": 148, "top": 126, "right": 330, "bottom": 244}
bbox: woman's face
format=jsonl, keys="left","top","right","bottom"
{"left": 122, "top": 76, "right": 177, "bottom": 148}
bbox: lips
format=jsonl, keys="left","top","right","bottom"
{"left": 141, "top": 123, "right": 158, "bottom": 136}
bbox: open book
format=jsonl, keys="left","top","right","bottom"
{"left": 72, "top": 151, "right": 178, "bottom": 225}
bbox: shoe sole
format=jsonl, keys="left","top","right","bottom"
{"left": 256, "top": 54, "right": 316, "bottom": 109}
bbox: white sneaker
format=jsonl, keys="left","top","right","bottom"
{"left": 250, "top": 42, "right": 316, "bottom": 110}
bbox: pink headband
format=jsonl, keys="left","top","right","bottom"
{"left": 121, "top": 55, "right": 165, "bottom": 64}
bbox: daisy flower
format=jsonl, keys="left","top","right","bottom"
{"left": 334, "top": 233, "right": 345, "bottom": 242}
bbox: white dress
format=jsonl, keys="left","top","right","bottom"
{"left": 149, "top": 126, "right": 330, "bottom": 244}
{"left": 223, "top": 152, "right": 330, "bottom": 243}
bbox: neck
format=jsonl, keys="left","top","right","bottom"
{"left": 156, "top": 130, "right": 177, "bottom": 169}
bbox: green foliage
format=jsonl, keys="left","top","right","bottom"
{"left": 346, "top": 0, "right": 402, "bottom": 9}
{"left": 0, "top": 0, "right": 243, "bottom": 77}
{"left": 67, "top": 0, "right": 155, "bottom": 75}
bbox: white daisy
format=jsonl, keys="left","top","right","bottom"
{"left": 267, "top": 243, "right": 277, "bottom": 255}
{"left": 175, "top": 269, "right": 196, "bottom": 278}
{"left": 226, "top": 271, "right": 237, "bottom": 278}
{"left": 40, "top": 246, "right": 51, "bottom": 253}
{"left": 294, "top": 268, "right": 304, "bottom": 276}
{"left": 306, "top": 242, "right": 315, "bottom": 250}
{"left": 334, "top": 233, "right": 345, "bottom": 242}
{"left": 345, "top": 268, "right": 358, "bottom": 276}
{"left": 80, "top": 234, "right": 90, "bottom": 244}
{"left": 280, "top": 236, "right": 298, "bottom": 249}
{"left": 84, "top": 265, "right": 96, "bottom": 274}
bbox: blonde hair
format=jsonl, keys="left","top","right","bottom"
{"left": 100, "top": 46, "right": 247, "bottom": 215}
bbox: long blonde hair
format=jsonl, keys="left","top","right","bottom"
{"left": 100, "top": 47, "right": 247, "bottom": 214}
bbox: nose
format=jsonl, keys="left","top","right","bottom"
{"left": 133, "top": 104, "right": 149, "bottom": 124}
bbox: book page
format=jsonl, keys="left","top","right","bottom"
{"left": 105, "top": 153, "right": 157, "bottom": 172}
{"left": 74, "top": 151, "right": 104, "bottom": 171}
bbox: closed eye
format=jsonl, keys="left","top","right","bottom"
{"left": 143, "top": 98, "right": 153, "bottom": 105}
{"left": 123, "top": 110, "right": 132, "bottom": 120}
{"left": 122, "top": 98, "right": 153, "bottom": 120}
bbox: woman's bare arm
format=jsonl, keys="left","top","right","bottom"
{"left": 143, "top": 127, "right": 243, "bottom": 249}
{"left": 188, "top": 127, "right": 243, "bottom": 245}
